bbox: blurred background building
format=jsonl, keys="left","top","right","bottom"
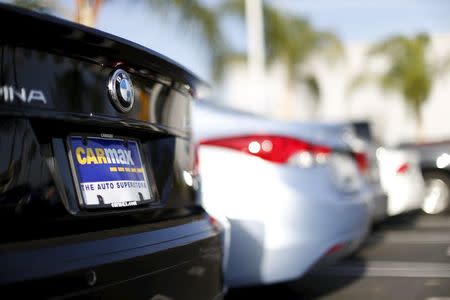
{"left": 220, "top": 33, "right": 450, "bottom": 146}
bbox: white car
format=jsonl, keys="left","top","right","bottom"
{"left": 377, "top": 147, "right": 425, "bottom": 216}
{"left": 194, "top": 102, "right": 371, "bottom": 287}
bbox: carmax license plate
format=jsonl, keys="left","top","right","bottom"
{"left": 68, "top": 135, "right": 153, "bottom": 209}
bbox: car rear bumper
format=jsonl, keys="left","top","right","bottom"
{"left": 386, "top": 177, "right": 425, "bottom": 216}
{"left": 0, "top": 218, "right": 224, "bottom": 300}
{"left": 199, "top": 148, "right": 370, "bottom": 287}
{"left": 224, "top": 194, "right": 370, "bottom": 287}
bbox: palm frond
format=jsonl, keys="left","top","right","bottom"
{"left": 347, "top": 72, "right": 378, "bottom": 95}
{"left": 218, "top": 0, "right": 245, "bottom": 17}
{"left": 315, "top": 31, "right": 345, "bottom": 63}
{"left": 12, "top": 0, "right": 56, "bottom": 12}
{"left": 148, "top": 0, "right": 222, "bottom": 49}
{"left": 146, "top": 0, "right": 229, "bottom": 80}
{"left": 212, "top": 51, "right": 247, "bottom": 80}
{"left": 302, "top": 74, "right": 320, "bottom": 101}
{"left": 368, "top": 35, "right": 409, "bottom": 57}
{"left": 222, "top": 1, "right": 344, "bottom": 84}
{"left": 352, "top": 33, "right": 441, "bottom": 124}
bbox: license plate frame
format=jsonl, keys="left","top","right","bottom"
{"left": 67, "top": 134, "right": 155, "bottom": 210}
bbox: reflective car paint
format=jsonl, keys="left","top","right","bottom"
{"left": 194, "top": 102, "right": 370, "bottom": 287}
{"left": 0, "top": 4, "right": 224, "bottom": 299}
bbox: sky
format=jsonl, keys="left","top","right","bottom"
{"left": 272, "top": 0, "right": 450, "bottom": 42}
{"left": 5, "top": 0, "right": 450, "bottom": 81}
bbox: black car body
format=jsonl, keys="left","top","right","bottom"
{"left": 400, "top": 141, "right": 450, "bottom": 173}
{"left": 0, "top": 4, "right": 224, "bottom": 299}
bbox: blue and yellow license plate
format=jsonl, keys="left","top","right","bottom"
{"left": 68, "top": 135, "right": 153, "bottom": 209}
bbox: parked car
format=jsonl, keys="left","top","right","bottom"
{"left": 0, "top": 5, "right": 224, "bottom": 299}
{"left": 377, "top": 147, "right": 425, "bottom": 216}
{"left": 400, "top": 140, "right": 450, "bottom": 214}
{"left": 350, "top": 121, "right": 388, "bottom": 222}
{"left": 194, "top": 102, "right": 371, "bottom": 287}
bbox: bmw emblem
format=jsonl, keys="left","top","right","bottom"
{"left": 107, "top": 69, "right": 134, "bottom": 112}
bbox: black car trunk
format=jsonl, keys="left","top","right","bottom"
{"left": 0, "top": 4, "right": 203, "bottom": 244}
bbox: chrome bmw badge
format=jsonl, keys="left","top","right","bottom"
{"left": 107, "top": 69, "right": 134, "bottom": 112}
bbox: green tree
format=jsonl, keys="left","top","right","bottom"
{"left": 147, "top": 0, "right": 232, "bottom": 80}
{"left": 222, "top": 1, "right": 344, "bottom": 117}
{"left": 11, "top": 0, "right": 56, "bottom": 12}
{"left": 149, "top": 1, "right": 344, "bottom": 107}
{"left": 12, "top": 0, "right": 74, "bottom": 17}
{"left": 351, "top": 33, "right": 450, "bottom": 140}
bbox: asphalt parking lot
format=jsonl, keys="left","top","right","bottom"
{"left": 226, "top": 212, "right": 450, "bottom": 300}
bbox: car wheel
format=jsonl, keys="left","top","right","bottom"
{"left": 422, "top": 172, "right": 450, "bottom": 214}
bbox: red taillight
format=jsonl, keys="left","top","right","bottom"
{"left": 194, "top": 144, "right": 200, "bottom": 172}
{"left": 208, "top": 216, "right": 222, "bottom": 231}
{"left": 199, "top": 135, "right": 331, "bottom": 165}
{"left": 208, "top": 216, "right": 218, "bottom": 226}
{"left": 326, "top": 243, "right": 345, "bottom": 255}
{"left": 396, "top": 163, "right": 410, "bottom": 174}
{"left": 354, "top": 152, "right": 368, "bottom": 174}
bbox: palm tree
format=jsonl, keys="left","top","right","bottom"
{"left": 351, "top": 33, "right": 450, "bottom": 140}
{"left": 148, "top": 1, "right": 345, "bottom": 116}
{"left": 222, "top": 1, "right": 344, "bottom": 118}
{"left": 146, "top": 0, "right": 231, "bottom": 80}
{"left": 11, "top": 0, "right": 56, "bottom": 11}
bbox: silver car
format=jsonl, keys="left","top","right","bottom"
{"left": 194, "top": 102, "right": 371, "bottom": 287}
